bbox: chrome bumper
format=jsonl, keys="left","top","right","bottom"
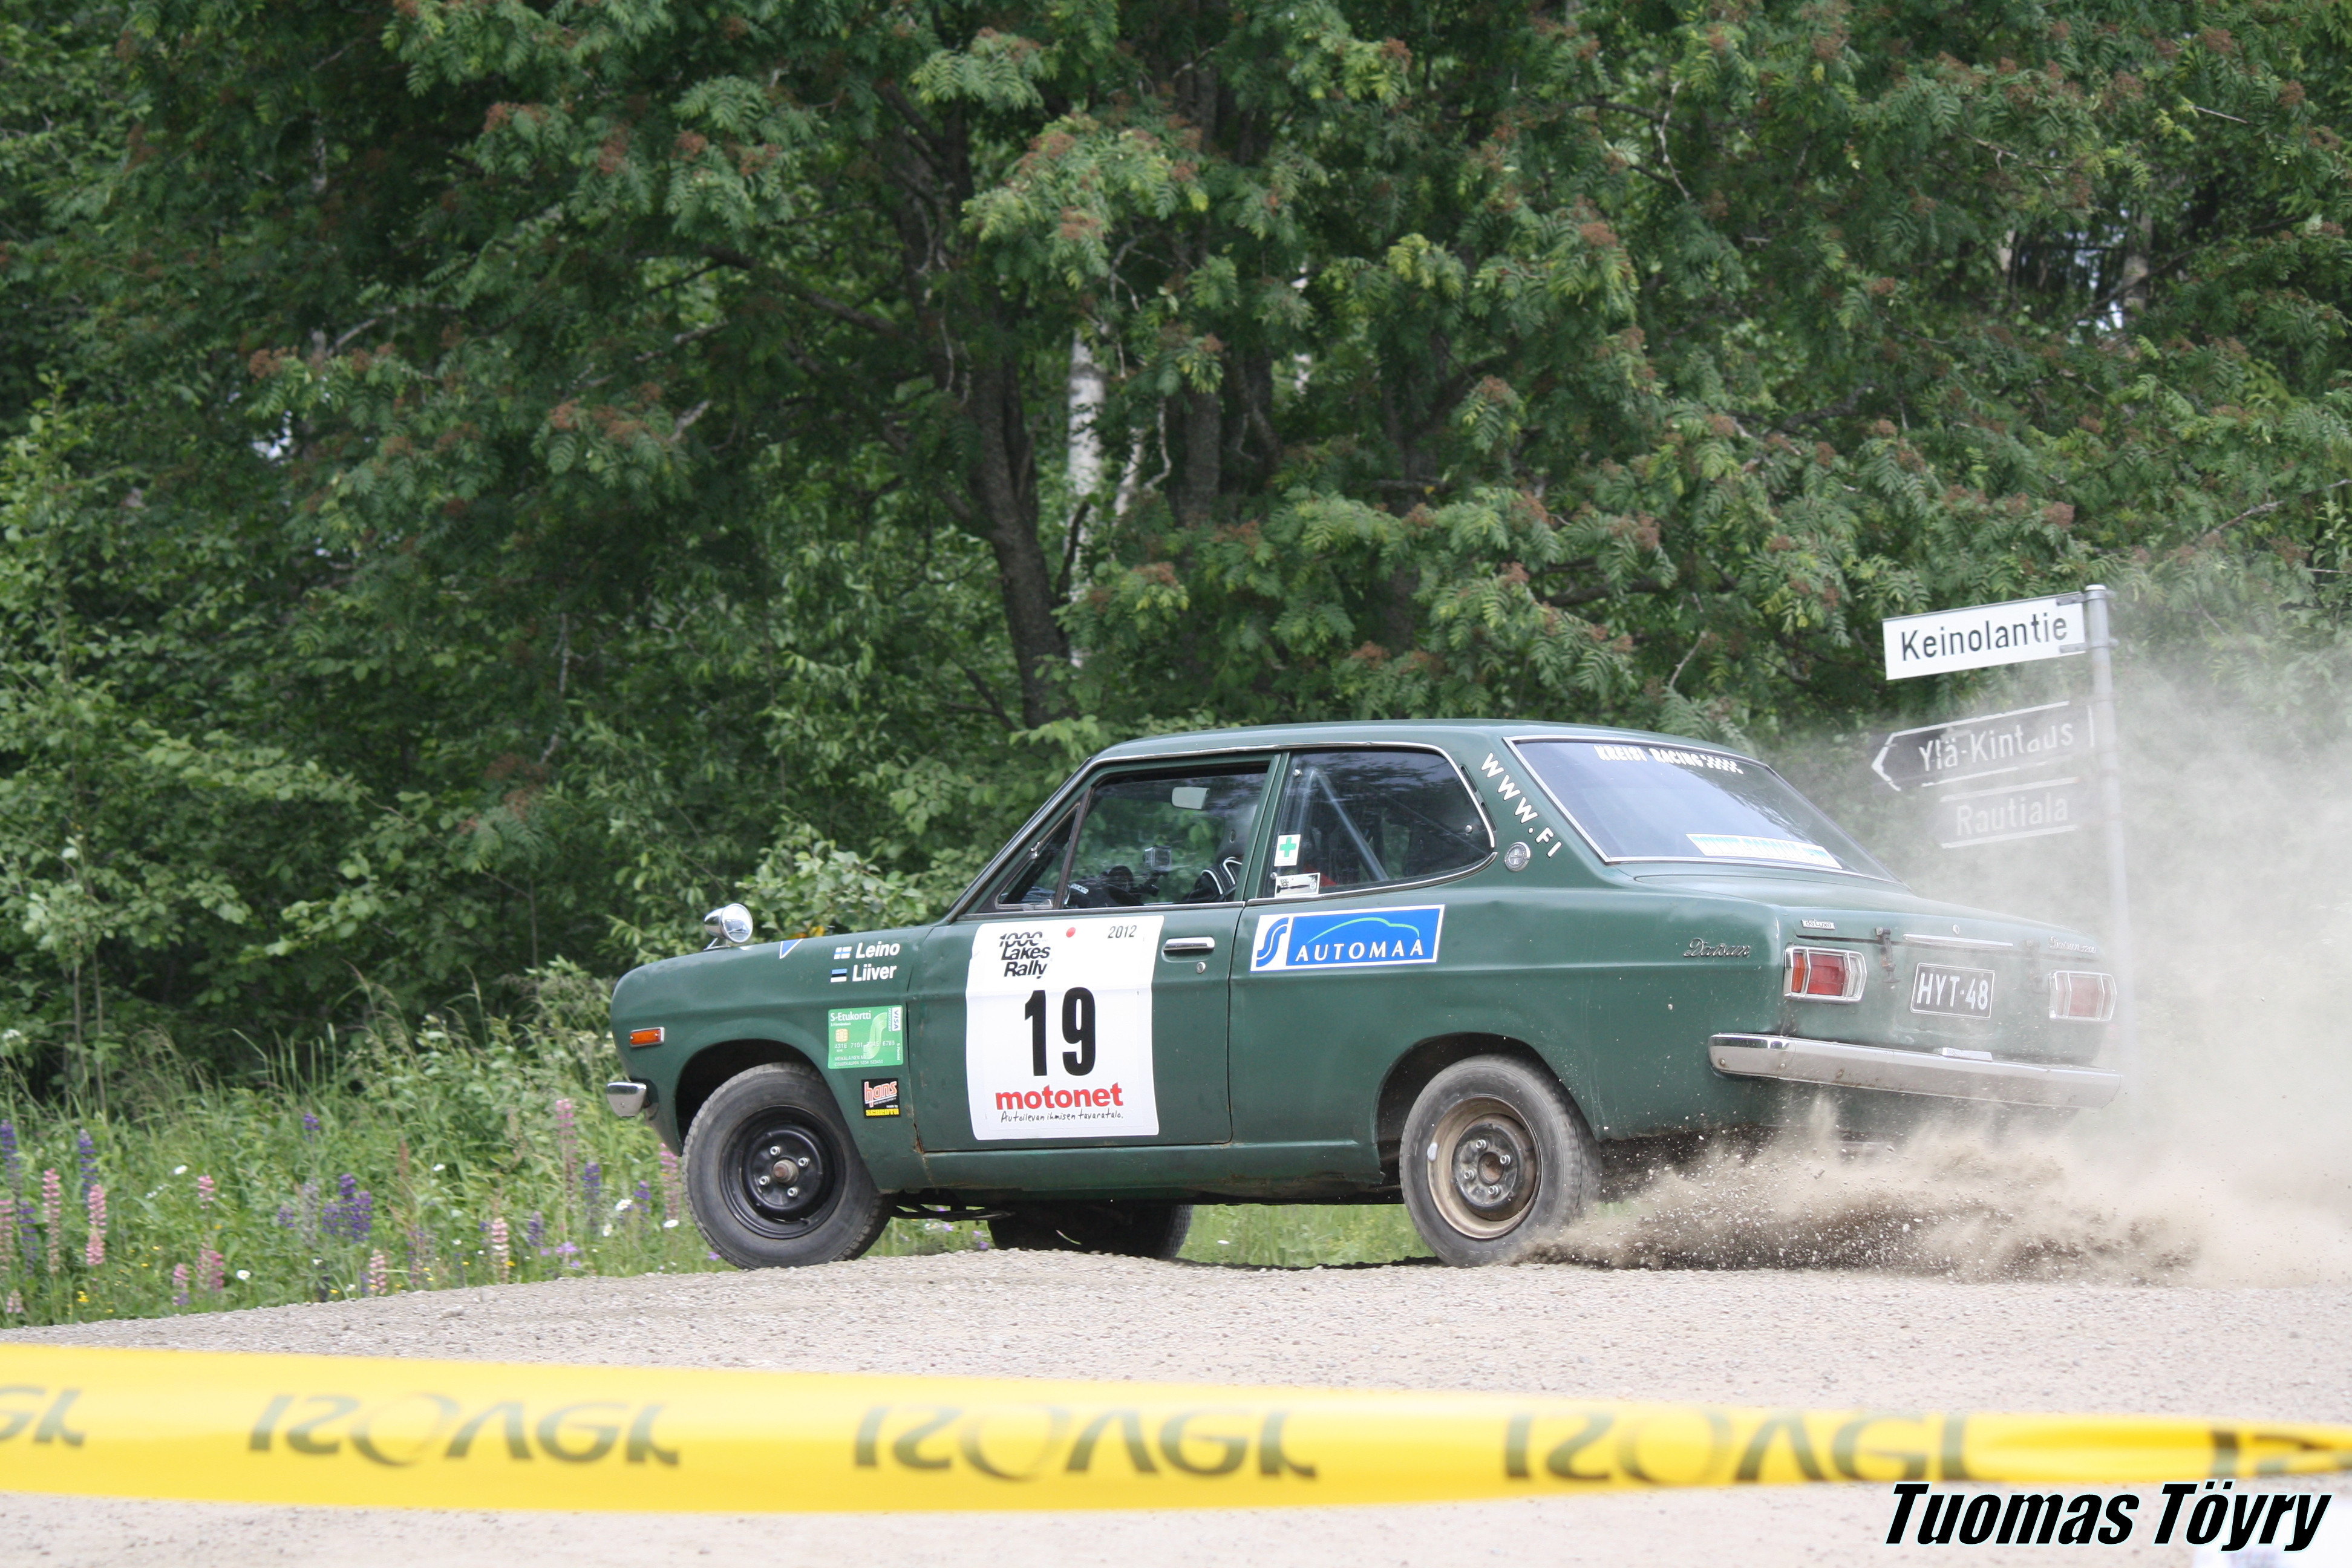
{"left": 1708, "top": 1034, "right": 2120, "bottom": 1109}
{"left": 604, "top": 1079, "right": 653, "bottom": 1119}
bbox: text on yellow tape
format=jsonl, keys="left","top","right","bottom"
{"left": 0, "top": 1345, "right": 2345, "bottom": 1512}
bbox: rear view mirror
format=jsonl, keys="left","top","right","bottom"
{"left": 1170, "top": 786, "right": 1208, "bottom": 809}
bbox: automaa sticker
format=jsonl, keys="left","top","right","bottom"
{"left": 1249, "top": 906, "right": 1443, "bottom": 972}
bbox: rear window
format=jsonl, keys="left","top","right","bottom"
{"left": 1517, "top": 739, "right": 1893, "bottom": 879}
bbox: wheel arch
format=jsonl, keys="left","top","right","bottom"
{"left": 675, "top": 1037, "right": 821, "bottom": 1144}
{"left": 1373, "top": 1033, "right": 1584, "bottom": 1183}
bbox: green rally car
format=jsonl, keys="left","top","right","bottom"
{"left": 604, "top": 720, "right": 2120, "bottom": 1267}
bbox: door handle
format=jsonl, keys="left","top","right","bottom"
{"left": 1161, "top": 936, "right": 1217, "bottom": 956}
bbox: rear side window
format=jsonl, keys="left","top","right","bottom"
{"left": 1259, "top": 750, "right": 1490, "bottom": 898}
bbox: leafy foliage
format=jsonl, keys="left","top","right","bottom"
{"left": 3, "top": 0, "right": 2351, "bottom": 1077}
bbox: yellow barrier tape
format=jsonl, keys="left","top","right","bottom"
{"left": 0, "top": 1345, "right": 2345, "bottom": 1512}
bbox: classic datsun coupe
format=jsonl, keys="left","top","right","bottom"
{"left": 605, "top": 720, "right": 2119, "bottom": 1267}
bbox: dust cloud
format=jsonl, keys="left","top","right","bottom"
{"left": 1546, "top": 656, "right": 2352, "bottom": 1285}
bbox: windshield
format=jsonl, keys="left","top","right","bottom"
{"left": 1517, "top": 739, "right": 1894, "bottom": 880}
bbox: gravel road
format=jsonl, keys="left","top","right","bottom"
{"left": 4, "top": 1250, "right": 2347, "bottom": 1566}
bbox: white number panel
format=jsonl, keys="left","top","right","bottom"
{"left": 965, "top": 916, "right": 1162, "bottom": 1140}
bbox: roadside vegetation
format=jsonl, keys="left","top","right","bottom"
{"left": 0, "top": 972, "right": 1423, "bottom": 1326}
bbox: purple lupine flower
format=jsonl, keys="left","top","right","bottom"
{"left": 350, "top": 1189, "right": 373, "bottom": 1246}
{"left": 75, "top": 1130, "right": 98, "bottom": 1198}
{"left": 41, "top": 1168, "right": 62, "bottom": 1275}
{"left": 0, "top": 1120, "right": 18, "bottom": 1186}
{"left": 555, "top": 1241, "right": 581, "bottom": 1270}
{"left": 301, "top": 1111, "right": 321, "bottom": 1141}
{"left": 633, "top": 1180, "right": 653, "bottom": 1229}
{"left": 581, "top": 1162, "right": 602, "bottom": 1229}
{"left": 275, "top": 1204, "right": 296, "bottom": 1229}
{"left": 525, "top": 1212, "right": 544, "bottom": 1250}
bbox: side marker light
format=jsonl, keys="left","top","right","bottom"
{"left": 627, "top": 1027, "right": 665, "bottom": 1047}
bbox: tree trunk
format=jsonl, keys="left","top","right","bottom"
{"left": 968, "top": 354, "right": 1069, "bottom": 727}
{"left": 1176, "top": 387, "right": 1222, "bottom": 524}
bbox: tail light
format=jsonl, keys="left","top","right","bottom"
{"left": 1785, "top": 946, "right": 1865, "bottom": 1001}
{"left": 2048, "top": 972, "right": 2116, "bottom": 1022}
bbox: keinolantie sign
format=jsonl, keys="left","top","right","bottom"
{"left": 1882, "top": 594, "right": 2084, "bottom": 680}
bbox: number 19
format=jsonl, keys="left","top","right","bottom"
{"left": 1022, "top": 987, "right": 1097, "bottom": 1076}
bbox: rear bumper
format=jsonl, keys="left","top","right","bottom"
{"left": 1708, "top": 1034, "right": 2120, "bottom": 1109}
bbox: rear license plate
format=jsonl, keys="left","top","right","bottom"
{"left": 1910, "top": 963, "right": 1995, "bottom": 1018}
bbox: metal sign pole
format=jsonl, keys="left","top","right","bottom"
{"left": 2080, "top": 584, "right": 2138, "bottom": 1096}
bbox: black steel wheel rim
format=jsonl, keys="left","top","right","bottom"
{"left": 719, "top": 1106, "right": 845, "bottom": 1240}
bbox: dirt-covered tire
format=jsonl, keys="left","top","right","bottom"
{"left": 988, "top": 1200, "right": 1193, "bottom": 1259}
{"left": 682, "top": 1062, "right": 890, "bottom": 1269}
{"left": 1400, "top": 1056, "right": 1597, "bottom": 1266}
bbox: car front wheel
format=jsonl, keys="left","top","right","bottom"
{"left": 682, "top": 1062, "right": 890, "bottom": 1268}
{"left": 1400, "top": 1056, "right": 1597, "bottom": 1266}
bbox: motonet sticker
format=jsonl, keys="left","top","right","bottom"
{"left": 964, "top": 916, "right": 1161, "bottom": 1140}
{"left": 1249, "top": 906, "right": 1443, "bottom": 972}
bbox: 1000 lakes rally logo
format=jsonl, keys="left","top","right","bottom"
{"left": 1250, "top": 906, "right": 1445, "bottom": 972}
{"left": 996, "top": 929, "right": 1053, "bottom": 978}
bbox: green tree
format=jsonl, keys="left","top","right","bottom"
{"left": 4, "top": 0, "right": 2351, "bottom": 1070}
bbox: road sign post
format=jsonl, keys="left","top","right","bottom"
{"left": 1881, "top": 587, "right": 2137, "bottom": 1097}
{"left": 2080, "top": 584, "right": 2138, "bottom": 1099}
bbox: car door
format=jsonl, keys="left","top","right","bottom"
{"left": 1228, "top": 746, "right": 1496, "bottom": 1148}
{"left": 906, "top": 756, "right": 1276, "bottom": 1150}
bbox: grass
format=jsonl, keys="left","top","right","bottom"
{"left": 0, "top": 976, "right": 1425, "bottom": 1327}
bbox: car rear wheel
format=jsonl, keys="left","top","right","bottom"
{"left": 1400, "top": 1056, "right": 1597, "bottom": 1266}
{"left": 988, "top": 1200, "right": 1193, "bottom": 1259}
{"left": 683, "top": 1062, "right": 890, "bottom": 1268}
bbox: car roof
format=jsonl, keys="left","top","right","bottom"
{"left": 1096, "top": 717, "right": 1754, "bottom": 764}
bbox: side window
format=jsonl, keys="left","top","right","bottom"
{"left": 1062, "top": 763, "right": 1272, "bottom": 908}
{"left": 1260, "top": 750, "right": 1490, "bottom": 898}
{"left": 987, "top": 809, "right": 1075, "bottom": 910}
